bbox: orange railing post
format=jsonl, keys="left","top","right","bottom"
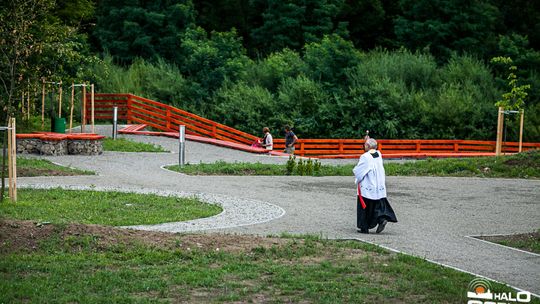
{"left": 166, "top": 108, "right": 171, "bottom": 130}
{"left": 126, "top": 94, "right": 133, "bottom": 124}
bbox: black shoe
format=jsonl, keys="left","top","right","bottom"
{"left": 376, "top": 219, "right": 387, "bottom": 234}
{"left": 357, "top": 229, "right": 369, "bottom": 234}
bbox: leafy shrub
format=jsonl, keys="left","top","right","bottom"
{"left": 305, "top": 158, "right": 314, "bottom": 175}
{"left": 303, "top": 34, "right": 364, "bottom": 85}
{"left": 245, "top": 49, "right": 306, "bottom": 92}
{"left": 213, "top": 82, "right": 279, "bottom": 135}
{"left": 277, "top": 75, "right": 330, "bottom": 137}
{"left": 296, "top": 159, "right": 305, "bottom": 176}
{"left": 286, "top": 155, "right": 296, "bottom": 175}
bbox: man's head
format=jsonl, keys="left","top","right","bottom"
{"left": 364, "top": 138, "right": 378, "bottom": 151}
{"left": 284, "top": 125, "right": 291, "bottom": 132}
{"left": 263, "top": 127, "right": 270, "bottom": 133}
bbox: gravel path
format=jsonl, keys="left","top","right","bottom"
{"left": 17, "top": 125, "right": 540, "bottom": 295}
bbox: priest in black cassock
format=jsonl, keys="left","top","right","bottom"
{"left": 353, "top": 138, "right": 398, "bottom": 234}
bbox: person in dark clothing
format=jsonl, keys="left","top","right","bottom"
{"left": 283, "top": 125, "right": 298, "bottom": 154}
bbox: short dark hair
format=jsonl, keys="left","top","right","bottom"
{"left": 284, "top": 125, "right": 291, "bottom": 131}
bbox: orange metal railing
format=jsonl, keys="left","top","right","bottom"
{"left": 88, "top": 93, "right": 257, "bottom": 145}
{"left": 87, "top": 93, "right": 540, "bottom": 157}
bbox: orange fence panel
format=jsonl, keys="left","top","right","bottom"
{"left": 88, "top": 93, "right": 540, "bottom": 157}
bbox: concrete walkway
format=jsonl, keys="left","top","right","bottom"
{"left": 18, "top": 126, "right": 540, "bottom": 295}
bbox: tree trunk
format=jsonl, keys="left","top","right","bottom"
{"left": 1, "top": 130, "right": 6, "bottom": 202}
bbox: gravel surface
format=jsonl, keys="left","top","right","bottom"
{"left": 21, "top": 184, "right": 285, "bottom": 233}
{"left": 16, "top": 125, "right": 540, "bottom": 295}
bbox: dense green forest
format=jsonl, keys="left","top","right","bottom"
{"left": 1, "top": 0, "right": 540, "bottom": 141}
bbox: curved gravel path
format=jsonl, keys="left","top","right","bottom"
{"left": 22, "top": 184, "right": 285, "bottom": 232}
{"left": 17, "top": 125, "right": 540, "bottom": 296}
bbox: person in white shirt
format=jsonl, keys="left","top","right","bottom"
{"left": 262, "top": 127, "right": 273, "bottom": 150}
{"left": 353, "top": 138, "right": 397, "bottom": 234}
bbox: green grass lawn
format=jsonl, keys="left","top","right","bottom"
{"left": 103, "top": 137, "right": 168, "bottom": 152}
{"left": 16, "top": 157, "right": 94, "bottom": 177}
{"left": 1, "top": 223, "right": 535, "bottom": 304}
{"left": 480, "top": 230, "right": 540, "bottom": 254}
{"left": 167, "top": 150, "right": 540, "bottom": 178}
{"left": 0, "top": 188, "right": 222, "bottom": 226}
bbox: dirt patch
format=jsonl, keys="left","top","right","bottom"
{"left": 0, "top": 219, "right": 290, "bottom": 254}
{"left": 476, "top": 231, "right": 540, "bottom": 254}
{"left": 503, "top": 150, "right": 540, "bottom": 168}
{"left": 17, "top": 168, "right": 85, "bottom": 177}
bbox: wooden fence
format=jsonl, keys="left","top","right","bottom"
{"left": 88, "top": 93, "right": 257, "bottom": 145}
{"left": 87, "top": 93, "right": 540, "bottom": 157}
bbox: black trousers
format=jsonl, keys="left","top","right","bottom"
{"left": 357, "top": 196, "right": 397, "bottom": 232}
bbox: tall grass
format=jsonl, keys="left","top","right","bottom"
{"left": 89, "top": 55, "right": 189, "bottom": 109}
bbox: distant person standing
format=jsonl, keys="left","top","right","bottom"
{"left": 283, "top": 125, "right": 298, "bottom": 154}
{"left": 262, "top": 127, "right": 273, "bottom": 151}
{"left": 353, "top": 138, "right": 397, "bottom": 234}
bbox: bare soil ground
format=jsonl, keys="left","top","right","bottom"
{"left": 0, "top": 219, "right": 290, "bottom": 254}
{"left": 17, "top": 167, "right": 84, "bottom": 177}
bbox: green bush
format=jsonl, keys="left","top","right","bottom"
{"left": 303, "top": 34, "right": 364, "bottom": 85}
{"left": 350, "top": 48, "right": 438, "bottom": 90}
{"left": 213, "top": 82, "right": 279, "bottom": 135}
{"left": 245, "top": 48, "right": 306, "bottom": 92}
{"left": 178, "top": 27, "right": 251, "bottom": 112}
{"left": 277, "top": 75, "right": 330, "bottom": 137}
{"left": 286, "top": 155, "right": 296, "bottom": 175}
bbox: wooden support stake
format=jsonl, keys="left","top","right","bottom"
{"left": 27, "top": 83, "right": 30, "bottom": 120}
{"left": 0, "top": 127, "right": 5, "bottom": 203}
{"left": 519, "top": 109, "right": 524, "bottom": 153}
{"left": 7, "top": 119, "right": 12, "bottom": 200}
{"left": 58, "top": 81, "right": 63, "bottom": 118}
{"left": 91, "top": 84, "right": 95, "bottom": 133}
{"left": 11, "top": 118, "right": 16, "bottom": 202}
{"left": 41, "top": 79, "right": 45, "bottom": 130}
{"left": 33, "top": 88, "right": 37, "bottom": 114}
{"left": 495, "top": 107, "right": 504, "bottom": 156}
{"left": 69, "top": 82, "right": 75, "bottom": 134}
{"left": 21, "top": 92, "right": 25, "bottom": 119}
{"left": 82, "top": 84, "right": 86, "bottom": 133}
